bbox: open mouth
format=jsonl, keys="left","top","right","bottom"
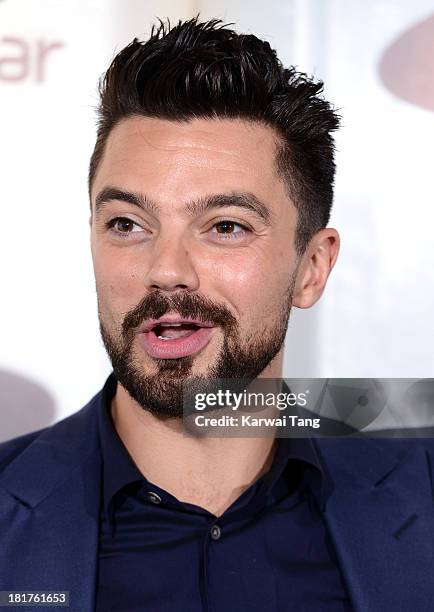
{"left": 138, "top": 320, "right": 215, "bottom": 359}
{"left": 152, "top": 322, "right": 202, "bottom": 340}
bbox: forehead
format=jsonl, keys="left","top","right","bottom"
{"left": 91, "top": 116, "right": 289, "bottom": 210}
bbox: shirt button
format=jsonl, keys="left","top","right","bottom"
{"left": 210, "top": 524, "right": 221, "bottom": 540}
{"left": 147, "top": 491, "right": 162, "bottom": 505}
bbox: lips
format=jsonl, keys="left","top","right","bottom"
{"left": 137, "top": 315, "right": 215, "bottom": 359}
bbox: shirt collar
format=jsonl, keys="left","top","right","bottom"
{"left": 263, "top": 435, "right": 326, "bottom": 509}
{"left": 97, "top": 373, "right": 328, "bottom": 528}
{"left": 260, "top": 379, "right": 327, "bottom": 509}
{"left": 97, "top": 372, "right": 144, "bottom": 530}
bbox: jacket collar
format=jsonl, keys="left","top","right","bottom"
{"left": 0, "top": 384, "right": 102, "bottom": 509}
{"left": 0, "top": 381, "right": 105, "bottom": 612}
{"left": 314, "top": 436, "right": 434, "bottom": 610}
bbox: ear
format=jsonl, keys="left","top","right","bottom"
{"left": 292, "top": 228, "right": 340, "bottom": 309}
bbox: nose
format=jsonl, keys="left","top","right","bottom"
{"left": 143, "top": 234, "right": 200, "bottom": 292}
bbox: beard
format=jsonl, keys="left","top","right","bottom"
{"left": 99, "top": 277, "right": 295, "bottom": 419}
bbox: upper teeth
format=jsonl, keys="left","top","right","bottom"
{"left": 159, "top": 322, "right": 183, "bottom": 327}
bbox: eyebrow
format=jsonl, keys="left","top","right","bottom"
{"left": 94, "top": 186, "right": 272, "bottom": 225}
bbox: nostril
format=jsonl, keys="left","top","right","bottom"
{"left": 150, "top": 283, "right": 189, "bottom": 290}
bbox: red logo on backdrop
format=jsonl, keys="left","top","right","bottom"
{"left": 0, "top": 37, "right": 65, "bottom": 83}
{"left": 379, "top": 13, "right": 434, "bottom": 113}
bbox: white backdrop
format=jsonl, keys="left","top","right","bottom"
{"left": 1, "top": 0, "right": 433, "bottom": 441}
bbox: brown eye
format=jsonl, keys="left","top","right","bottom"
{"left": 216, "top": 221, "right": 237, "bottom": 234}
{"left": 106, "top": 217, "right": 143, "bottom": 237}
{"left": 115, "top": 218, "right": 135, "bottom": 233}
{"left": 209, "top": 220, "right": 250, "bottom": 242}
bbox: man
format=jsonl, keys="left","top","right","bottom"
{"left": 0, "top": 16, "right": 433, "bottom": 612}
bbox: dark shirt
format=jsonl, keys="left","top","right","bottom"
{"left": 96, "top": 373, "right": 352, "bottom": 611}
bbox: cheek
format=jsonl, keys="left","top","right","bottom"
{"left": 206, "top": 249, "right": 289, "bottom": 315}
{"left": 93, "top": 250, "right": 144, "bottom": 317}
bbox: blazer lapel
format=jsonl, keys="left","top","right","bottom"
{"left": 315, "top": 437, "right": 434, "bottom": 612}
{"left": 0, "top": 394, "right": 102, "bottom": 612}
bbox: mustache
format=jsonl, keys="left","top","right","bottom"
{"left": 122, "top": 291, "right": 237, "bottom": 338}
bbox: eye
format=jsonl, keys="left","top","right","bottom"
{"left": 210, "top": 220, "right": 249, "bottom": 240}
{"left": 105, "top": 217, "right": 144, "bottom": 238}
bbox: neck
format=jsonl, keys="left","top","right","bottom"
{"left": 111, "top": 353, "right": 283, "bottom": 516}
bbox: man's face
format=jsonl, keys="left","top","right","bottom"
{"left": 90, "top": 116, "right": 300, "bottom": 418}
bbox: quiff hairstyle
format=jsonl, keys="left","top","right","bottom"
{"left": 89, "top": 16, "right": 340, "bottom": 254}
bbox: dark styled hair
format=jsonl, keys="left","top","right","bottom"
{"left": 89, "top": 15, "right": 340, "bottom": 254}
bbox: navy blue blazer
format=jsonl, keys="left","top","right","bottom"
{"left": 1, "top": 379, "right": 434, "bottom": 611}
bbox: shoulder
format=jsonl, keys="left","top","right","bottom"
{"left": 314, "top": 434, "right": 434, "bottom": 485}
{"left": 0, "top": 384, "right": 105, "bottom": 478}
{"left": 0, "top": 427, "right": 50, "bottom": 472}
{"left": 316, "top": 434, "right": 434, "bottom": 456}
